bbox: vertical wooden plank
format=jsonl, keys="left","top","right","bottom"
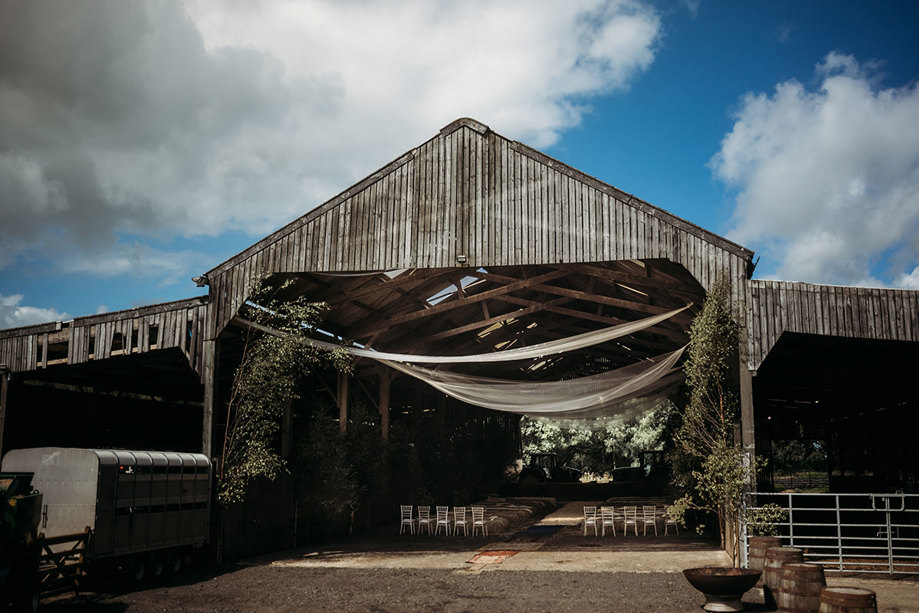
{"left": 176, "top": 308, "right": 186, "bottom": 350}
{"left": 101, "top": 321, "right": 111, "bottom": 359}
{"left": 379, "top": 175, "right": 391, "bottom": 270}
{"left": 351, "top": 191, "right": 364, "bottom": 271}
{"left": 513, "top": 146, "right": 523, "bottom": 265}
{"left": 901, "top": 290, "right": 912, "bottom": 340}
{"left": 521, "top": 154, "right": 530, "bottom": 264}
{"left": 84, "top": 324, "right": 92, "bottom": 362}
{"left": 763, "top": 282, "right": 774, "bottom": 358}
{"left": 201, "top": 339, "right": 217, "bottom": 455}
{"left": 398, "top": 163, "right": 410, "bottom": 268}
{"left": 539, "top": 159, "right": 548, "bottom": 264}
{"left": 67, "top": 325, "right": 75, "bottom": 363}
{"left": 377, "top": 170, "right": 388, "bottom": 269}
{"left": 0, "top": 366, "right": 8, "bottom": 459}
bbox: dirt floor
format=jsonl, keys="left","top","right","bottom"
{"left": 43, "top": 501, "right": 919, "bottom": 612}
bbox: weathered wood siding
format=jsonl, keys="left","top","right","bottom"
{"left": 204, "top": 118, "right": 754, "bottom": 339}
{"left": 747, "top": 280, "right": 919, "bottom": 371}
{"left": 0, "top": 298, "right": 208, "bottom": 377}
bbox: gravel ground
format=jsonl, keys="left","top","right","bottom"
{"left": 44, "top": 565, "right": 772, "bottom": 612}
{"left": 39, "top": 500, "right": 919, "bottom": 612}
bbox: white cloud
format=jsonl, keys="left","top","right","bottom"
{"left": 0, "top": 294, "right": 69, "bottom": 328}
{"left": 58, "top": 243, "right": 212, "bottom": 286}
{"left": 0, "top": 0, "right": 661, "bottom": 275}
{"left": 894, "top": 266, "right": 919, "bottom": 290}
{"left": 713, "top": 52, "right": 919, "bottom": 286}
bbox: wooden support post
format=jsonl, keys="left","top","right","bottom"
{"left": 378, "top": 367, "right": 391, "bottom": 442}
{"left": 201, "top": 339, "right": 217, "bottom": 458}
{"left": 337, "top": 372, "right": 349, "bottom": 435}
{"left": 738, "top": 332, "right": 756, "bottom": 462}
{"left": 0, "top": 365, "right": 9, "bottom": 459}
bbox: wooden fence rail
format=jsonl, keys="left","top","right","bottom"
{"left": 37, "top": 527, "right": 90, "bottom": 598}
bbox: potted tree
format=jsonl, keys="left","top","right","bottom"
{"left": 665, "top": 276, "right": 761, "bottom": 612}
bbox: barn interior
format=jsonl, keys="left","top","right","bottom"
{"left": 754, "top": 332, "right": 919, "bottom": 492}
{"left": 3, "top": 348, "right": 203, "bottom": 453}
{"left": 216, "top": 258, "right": 703, "bottom": 435}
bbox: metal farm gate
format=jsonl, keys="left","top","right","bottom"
{"left": 742, "top": 492, "right": 919, "bottom": 574}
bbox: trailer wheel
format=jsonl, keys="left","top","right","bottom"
{"left": 166, "top": 549, "right": 183, "bottom": 575}
{"left": 148, "top": 552, "right": 164, "bottom": 579}
{"left": 127, "top": 554, "right": 146, "bottom": 582}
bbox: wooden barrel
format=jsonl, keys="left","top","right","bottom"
{"left": 776, "top": 563, "right": 826, "bottom": 612}
{"left": 763, "top": 546, "right": 804, "bottom": 608}
{"left": 749, "top": 536, "right": 782, "bottom": 587}
{"left": 817, "top": 587, "right": 878, "bottom": 613}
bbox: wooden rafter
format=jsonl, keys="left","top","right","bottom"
{"left": 412, "top": 297, "right": 570, "bottom": 345}
{"left": 475, "top": 271, "right": 676, "bottom": 315}
{"left": 350, "top": 269, "right": 568, "bottom": 338}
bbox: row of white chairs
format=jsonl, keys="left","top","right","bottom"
{"left": 583, "top": 505, "right": 679, "bottom": 537}
{"left": 400, "top": 505, "right": 488, "bottom": 537}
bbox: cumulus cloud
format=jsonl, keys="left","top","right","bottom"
{"left": 0, "top": 0, "right": 661, "bottom": 278}
{"left": 713, "top": 52, "right": 919, "bottom": 287}
{"left": 894, "top": 267, "right": 919, "bottom": 290}
{"left": 0, "top": 294, "right": 69, "bottom": 328}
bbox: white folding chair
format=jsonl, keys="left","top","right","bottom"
{"left": 622, "top": 506, "right": 638, "bottom": 536}
{"left": 583, "top": 505, "right": 598, "bottom": 536}
{"left": 471, "top": 506, "right": 488, "bottom": 537}
{"left": 435, "top": 505, "right": 451, "bottom": 535}
{"left": 400, "top": 505, "right": 415, "bottom": 535}
{"left": 663, "top": 506, "right": 679, "bottom": 535}
{"left": 453, "top": 506, "right": 468, "bottom": 536}
{"left": 417, "top": 505, "right": 433, "bottom": 535}
{"left": 642, "top": 505, "right": 658, "bottom": 536}
{"left": 600, "top": 506, "right": 616, "bottom": 537}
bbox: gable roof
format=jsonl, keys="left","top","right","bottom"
{"left": 205, "top": 117, "right": 753, "bottom": 279}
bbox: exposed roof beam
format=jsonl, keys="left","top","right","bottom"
{"left": 476, "top": 271, "right": 676, "bottom": 315}
{"left": 350, "top": 269, "right": 568, "bottom": 338}
{"left": 493, "top": 295, "right": 687, "bottom": 344}
{"left": 413, "top": 297, "right": 570, "bottom": 344}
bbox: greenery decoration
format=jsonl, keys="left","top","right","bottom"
{"left": 217, "top": 278, "right": 350, "bottom": 507}
{"left": 666, "top": 274, "right": 761, "bottom": 566}
{"left": 745, "top": 503, "right": 788, "bottom": 537}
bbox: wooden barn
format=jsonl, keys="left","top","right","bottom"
{"left": 2, "top": 117, "right": 918, "bottom": 504}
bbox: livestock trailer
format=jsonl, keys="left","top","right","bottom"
{"left": 1, "top": 447, "right": 210, "bottom": 578}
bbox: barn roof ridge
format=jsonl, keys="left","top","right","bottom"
{"left": 204, "top": 117, "right": 753, "bottom": 278}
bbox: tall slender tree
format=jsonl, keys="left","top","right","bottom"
{"left": 667, "top": 275, "right": 756, "bottom": 565}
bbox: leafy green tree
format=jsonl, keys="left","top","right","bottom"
{"left": 218, "top": 279, "right": 350, "bottom": 506}
{"left": 666, "top": 275, "right": 758, "bottom": 565}
{"left": 520, "top": 404, "right": 675, "bottom": 474}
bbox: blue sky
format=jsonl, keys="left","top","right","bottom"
{"left": 2, "top": 0, "right": 918, "bottom": 328}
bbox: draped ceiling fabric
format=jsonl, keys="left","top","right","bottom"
{"left": 379, "top": 346, "right": 685, "bottom": 421}
{"left": 302, "top": 304, "right": 690, "bottom": 425}
{"left": 306, "top": 304, "right": 690, "bottom": 364}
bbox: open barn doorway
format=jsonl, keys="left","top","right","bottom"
{"left": 211, "top": 258, "right": 706, "bottom": 552}
{"left": 2, "top": 348, "right": 205, "bottom": 453}
{"left": 753, "top": 332, "right": 919, "bottom": 493}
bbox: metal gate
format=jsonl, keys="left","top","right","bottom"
{"left": 742, "top": 492, "right": 919, "bottom": 574}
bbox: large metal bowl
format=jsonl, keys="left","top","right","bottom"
{"left": 682, "top": 567, "right": 762, "bottom": 612}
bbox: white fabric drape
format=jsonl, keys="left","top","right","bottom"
{"left": 234, "top": 303, "right": 689, "bottom": 422}
{"left": 306, "top": 304, "right": 689, "bottom": 364}
{"left": 378, "top": 346, "right": 685, "bottom": 419}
